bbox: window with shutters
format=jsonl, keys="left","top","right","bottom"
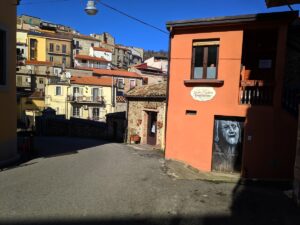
{"left": 191, "top": 39, "right": 219, "bottom": 79}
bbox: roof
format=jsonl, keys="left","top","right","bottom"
{"left": 265, "top": 0, "right": 300, "bottom": 8}
{"left": 126, "top": 82, "right": 167, "bottom": 98}
{"left": 115, "top": 45, "right": 129, "bottom": 51}
{"left": 26, "top": 60, "right": 53, "bottom": 66}
{"left": 93, "top": 47, "right": 112, "bottom": 53}
{"left": 73, "top": 34, "right": 99, "bottom": 42}
{"left": 75, "top": 55, "right": 109, "bottom": 63}
{"left": 28, "top": 30, "right": 73, "bottom": 40}
{"left": 70, "top": 76, "right": 112, "bottom": 87}
{"left": 166, "top": 11, "right": 299, "bottom": 30}
{"left": 93, "top": 68, "right": 142, "bottom": 79}
{"left": 29, "top": 90, "right": 45, "bottom": 99}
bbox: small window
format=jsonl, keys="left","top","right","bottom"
{"left": 76, "top": 49, "right": 79, "bottom": 55}
{"left": 56, "top": 45, "right": 60, "bottom": 52}
{"left": 49, "top": 43, "right": 54, "bottom": 52}
{"left": 92, "top": 108, "right": 99, "bottom": 120}
{"left": 50, "top": 56, "right": 53, "bottom": 62}
{"left": 39, "top": 78, "right": 44, "bottom": 84}
{"left": 0, "top": 29, "right": 6, "bottom": 85}
{"left": 129, "top": 79, "right": 136, "bottom": 90}
{"left": 55, "top": 86, "right": 62, "bottom": 95}
{"left": 62, "top": 56, "right": 66, "bottom": 65}
{"left": 192, "top": 39, "right": 219, "bottom": 79}
{"left": 62, "top": 44, "right": 66, "bottom": 54}
{"left": 91, "top": 43, "right": 94, "bottom": 47}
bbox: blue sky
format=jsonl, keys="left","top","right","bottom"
{"left": 18, "top": 0, "right": 300, "bottom": 51}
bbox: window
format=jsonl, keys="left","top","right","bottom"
{"left": 56, "top": 45, "right": 60, "bottom": 52}
{"left": 30, "top": 38, "right": 38, "bottom": 61}
{"left": 192, "top": 39, "right": 219, "bottom": 79}
{"left": 39, "top": 78, "right": 44, "bottom": 84}
{"left": 91, "top": 43, "right": 94, "bottom": 47}
{"left": 92, "top": 108, "right": 99, "bottom": 120}
{"left": 129, "top": 79, "right": 136, "bottom": 90}
{"left": 62, "top": 56, "right": 66, "bottom": 65}
{"left": 55, "top": 86, "right": 62, "bottom": 95}
{"left": 76, "top": 49, "right": 79, "bottom": 55}
{"left": 72, "top": 106, "right": 80, "bottom": 117}
{"left": 117, "top": 78, "right": 124, "bottom": 89}
{"left": 50, "top": 56, "right": 53, "bottom": 62}
{"left": 0, "top": 29, "right": 6, "bottom": 85}
{"left": 62, "top": 44, "right": 66, "bottom": 54}
{"left": 49, "top": 43, "right": 54, "bottom": 52}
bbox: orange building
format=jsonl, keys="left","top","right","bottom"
{"left": 165, "top": 11, "right": 299, "bottom": 180}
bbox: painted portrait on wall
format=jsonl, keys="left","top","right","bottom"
{"left": 212, "top": 117, "right": 244, "bottom": 173}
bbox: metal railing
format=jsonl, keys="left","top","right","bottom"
{"left": 67, "top": 95, "right": 104, "bottom": 104}
{"left": 239, "top": 80, "right": 274, "bottom": 105}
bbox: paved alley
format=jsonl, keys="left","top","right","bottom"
{"left": 0, "top": 137, "right": 299, "bottom": 225}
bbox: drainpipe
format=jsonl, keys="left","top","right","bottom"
{"left": 164, "top": 26, "right": 172, "bottom": 153}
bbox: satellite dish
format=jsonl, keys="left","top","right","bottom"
{"left": 65, "top": 72, "right": 71, "bottom": 79}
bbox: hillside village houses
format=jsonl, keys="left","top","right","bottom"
{"left": 15, "top": 14, "right": 161, "bottom": 128}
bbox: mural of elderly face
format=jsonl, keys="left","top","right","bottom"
{"left": 219, "top": 120, "right": 240, "bottom": 145}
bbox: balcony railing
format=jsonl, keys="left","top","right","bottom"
{"left": 68, "top": 95, "right": 104, "bottom": 104}
{"left": 239, "top": 80, "right": 274, "bottom": 105}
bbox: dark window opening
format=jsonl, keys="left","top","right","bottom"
{"left": 30, "top": 38, "right": 38, "bottom": 61}
{"left": 49, "top": 43, "right": 54, "bottom": 52}
{"left": 186, "top": 110, "right": 197, "bottom": 115}
{"left": 62, "top": 44, "right": 66, "bottom": 54}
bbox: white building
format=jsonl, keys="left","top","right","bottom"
{"left": 144, "top": 56, "right": 168, "bottom": 74}
{"left": 89, "top": 46, "right": 112, "bottom": 62}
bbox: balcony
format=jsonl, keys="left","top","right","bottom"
{"left": 68, "top": 95, "right": 105, "bottom": 104}
{"left": 239, "top": 80, "right": 274, "bottom": 105}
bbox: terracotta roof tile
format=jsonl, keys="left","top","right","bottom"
{"left": 126, "top": 83, "right": 167, "bottom": 98}
{"left": 93, "top": 47, "right": 112, "bottom": 53}
{"left": 93, "top": 68, "right": 142, "bottom": 79}
{"left": 75, "top": 55, "right": 109, "bottom": 63}
{"left": 25, "top": 60, "right": 53, "bottom": 66}
{"left": 70, "top": 76, "right": 112, "bottom": 87}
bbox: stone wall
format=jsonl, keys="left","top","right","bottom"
{"left": 127, "top": 99, "right": 166, "bottom": 149}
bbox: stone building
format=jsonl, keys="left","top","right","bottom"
{"left": 112, "top": 45, "right": 131, "bottom": 69}
{"left": 126, "top": 82, "right": 167, "bottom": 149}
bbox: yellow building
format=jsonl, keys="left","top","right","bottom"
{"left": 27, "top": 31, "right": 47, "bottom": 62}
{"left": 45, "top": 76, "right": 115, "bottom": 121}
{"left": 0, "top": 0, "right": 19, "bottom": 166}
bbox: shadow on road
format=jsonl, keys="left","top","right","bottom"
{"left": 1, "top": 180, "right": 300, "bottom": 225}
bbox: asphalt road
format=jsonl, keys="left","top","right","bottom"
{"left": 0, "top": 137, "right": 299, "bottom": 225}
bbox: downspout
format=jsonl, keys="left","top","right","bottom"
{"left": 164, "top": 26, "right": 172, "bottom": 154}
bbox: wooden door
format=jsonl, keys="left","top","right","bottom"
{"left": 147, "top": 111, "right": 157, "bottom": 145}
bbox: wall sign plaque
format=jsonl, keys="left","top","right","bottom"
{"left": 191, "top": 87, "right": 216, "bottom": 101}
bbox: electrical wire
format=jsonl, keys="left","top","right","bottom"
{"left": 99, "top": 1, "right": 168, "bottom": 35}
{"left": 19, "top": 0, "right": 169, "bottom": 35}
